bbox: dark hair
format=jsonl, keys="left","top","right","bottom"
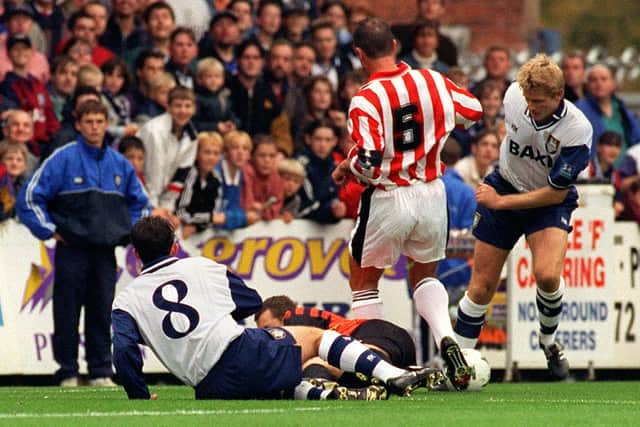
{"left": 411, "top": 19, "right": 439, "bottom": 43}
{"left": 256, "top": 0, "right": 282, "bottom": 17}
{"left": 101, "top": 57, "right": 133, "bottom": 94}
{"left": 71, "top": 85, "right": 101, "bottom": 110}
{"left": 229, "top": 0, "right": 254, "bottom": 12}
{"left": 118, "top": 136, "right": 145, "bottom": 154}
{"left": 76, "top": 99, "right": 108, "bottom": 120}
{"left": 352, "top": 17, "right": 394, "bottom": 59}
{"left": 170, "top": 26, "right": 196, "bottom": 44}
{"left": 237, "top": 38, "right": 265, "bottom": 58}
{"left": 251, "top": 133, "right": 277, "bottom": 154}
{"left": 472, "top": 129, "right": 500, "bottom": 146}
{"left": 62, "top": 37, "right": 92, "bottom": 56}
{"left": 142, "top": 1, "right": 175, "bottom": 23}
{"left": 51, "top": 55, "right": 77, "bottom": 74}
{"left": 68, "top": 10, "right": 94, "bottom": 32}
{"left": 310, "top": 17, "right": 335, "bottom": 36}
{"left": 135, "top": 49, "right": 166, "bottom": 71}
{"left": 305, "top": 117, "right": 338, "bottom": 137}
{"left": 321, "top": 0, "right": 350, "bottom": 19}
{"left": 168, "top": 86, "right": 195, "bottom": 104}
{"left": 131, "top": 216, "right": 176, "bottom": 264}
{"left": 598, "top": 131, "right": 622, "bottom": 147}
{"left": 441, "top": 136, "right": 461, "bottom": 166}
{"left": 254, "top": 295, "right": 296, "bottom": 323}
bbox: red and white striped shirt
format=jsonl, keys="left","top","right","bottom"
{"left": 348, "top": 62, "right": 482, "bottom": 190}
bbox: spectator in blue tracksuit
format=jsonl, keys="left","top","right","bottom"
{"left": 17, "top": 100, "right": 150, "bottom": 387}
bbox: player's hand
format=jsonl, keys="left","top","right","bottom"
{"left": 332, "top": 159, "right": 351, "bottom": 186}
{"left": 475, "top": 183, "right": 501, "bottom": 209}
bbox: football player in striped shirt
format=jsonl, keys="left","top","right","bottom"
{"left": 112, "top": 216, "right": 434, "bottom": 400}
{"left": 454, "top": 54, "right": 593, "bottom": 380}
{"left": 331, "top": 17, "right": 482, "bottom": 390}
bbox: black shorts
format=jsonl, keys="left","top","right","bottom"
{"left": 351, "top": 319, "right": 417, "bottom": 368}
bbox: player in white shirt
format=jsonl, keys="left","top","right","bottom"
{"left": 112, "top": 216, "right": 436, "bottom": 400}
{"left": 454, "top": 54, "right": 593, "bottom": 380}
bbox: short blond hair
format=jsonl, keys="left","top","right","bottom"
{"left": 0, "top": 141, "right": 28, "bottom": 163}
{"left": 197, "top": 131, "right": 223, "bottom": 152}
{"left": 77, "top": 64, "right": 104, "bottom": 88}
{"left": 148, "top": 71, "right": 176, "bottom": 91}
{"left": 277, "top": 158, "right": 306, "bottom": 179}
{"left": 223, "top": 130, "right": 253, "bottom": 152}
{"left": 517, "top": 54, "right": 564, "bottom": 98}
{"left": 196, "top": 57, "right": 225, "bottom": 78}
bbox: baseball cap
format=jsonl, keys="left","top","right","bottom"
{"left": 7, "top": 33, "right": 32, "bottom": 50}
{"left": 210, "top": 10, "right": 238, "bottom": 27}
{"left": 4, "top": 4, "right": 35, "bottom": 21}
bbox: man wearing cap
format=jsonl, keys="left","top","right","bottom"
{"left": 198, "top": 11, "right": 241, "bottom": 76}
{"left": 0, "top": 34, "right": 60, "bottom": 157}
{"left": 0, "top": 4, "right": 50, "bottom": 82}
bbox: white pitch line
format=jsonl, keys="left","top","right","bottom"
{"left": 0, "top": 407, "right": 325, "bottom": 420}
{"left": 484, "top": 397, "right": 640, "bottom": 406}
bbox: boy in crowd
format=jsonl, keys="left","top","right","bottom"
{"left": 174, "top": 132, "right": 226, "bottom": 239}
{"left": 193, "top": 57, "right": 237, "bottom": 134}
{"left": 242, "top": 134, "right": 284, "bottom": 221}
{"left": 218, "top": 130, "right": 259, "bottom": 229}
{"left": 278, "top": 158, "right": 305, "bottom": 223}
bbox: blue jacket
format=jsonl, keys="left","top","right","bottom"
{"left": 296, "top": 148, "right": 341, "bottom": 224}
{"left": 437, "top": 168, "right": 476, "bottom": 288}
{"left": 17, "top": 136, "right": 150, "bottom": 247}
{"left": 575, "top": 94, "right": 640, "bottom": 157}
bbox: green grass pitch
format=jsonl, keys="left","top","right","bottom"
{"left": 0, "top": 382, "right": 638, "bottom": 426}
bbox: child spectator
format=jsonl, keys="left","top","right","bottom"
{"left": 138, "top": 86, "right": 198, "bottom": 211}
{"left": 242, "top": 134, "right": 284, "bottom": 221}
{"left": 118, "top": 136, "right": 147, "bottom": 188}
{"left": 454, "top": 129, "right": 501, "bottom": 191}
{"left": 578, "top": 131, "right": 622, "bottom": 184}
{"left": 0, "top": 141, "right": 28, "bottom": 217}
{"left": 47, "top": 56, "right": 79, "bottom": 121}
{"left": 0, "top": 34, "right": 60, "bottom": 158}
{"left": 175, "top": 132, "right": 225, "bottom": 239}
{"left": 134, "top": 72, "right": 176, "bottom": 125}
{"left": 296, "top": 118, "right": 346, "bottom": 223}
{"left": 399, "top": 20, "right": 448, "bottom": 74}
{"left": 192, "top": 57, "right": 237, "bottom": 134}
{"left": 118, "top": 135, "right": 180, "bottom": 226}
{"left": 446, "top": 66, "right": 469, "bottom": 89}
{"left": 218, "top": 130, "right": 259, "bottom": 229}
{"left": 337, "top": 68, "right": 367, "bottom": 113}
{"left": 101, "top": 58, "right": 138, "bottom": 140}
{"left": 77, "top": 63, "right": 104, "bottom": 91}
{"left": 277, "top": 157, "right": 305, "bottom": 223}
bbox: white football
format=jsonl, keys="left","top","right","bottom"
{"left": 461, "top": 348, "right": 490, "bottom": 391}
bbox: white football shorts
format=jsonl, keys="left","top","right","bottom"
{"left": 350, "top": 179, "right": 448, "bottom": 269}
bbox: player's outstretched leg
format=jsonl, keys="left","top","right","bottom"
{"left": 440, "top": 336, "right": 473, "bottom": 391}
{"left": 539, "top": 340, "right": 570, "bottom": 380}
{"left": 295, "top": 379, "right": 388, "bottom": 401}
{"left": 318, "top": 330, "right": 429, "bottom": 396}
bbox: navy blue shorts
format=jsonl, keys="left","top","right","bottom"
{"left": 194, "top": 328, "right": 302, "bottom": 399}
{"left": 472, "top": 170, "right": 578, "bottom": 250}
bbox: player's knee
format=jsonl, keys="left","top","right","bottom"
{"left": 535, "top": 273, "right": 560, "bottom": 292}
{"left": 467, "top": 281, "right": 495, "bottom": 305}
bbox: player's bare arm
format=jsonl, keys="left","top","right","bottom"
{"left": 476, "top": 183, "right": 569, "bottom": 210}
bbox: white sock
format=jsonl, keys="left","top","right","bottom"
{"left": 318, "top": 330, "right": 405, "bottom": 382}
{"left": 413, "top": 278, "right": 455, "bottom": 345}
{"left": 351, "top": 289, "right": 384, "bottom": 319}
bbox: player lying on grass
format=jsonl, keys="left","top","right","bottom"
{"left": 255, "top": 295, "right": 448, "bottom": 388}
{"left": 112, "top": 216, "right": 435, "bottom": 400}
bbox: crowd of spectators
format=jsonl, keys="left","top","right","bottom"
{"left": 1, "top": 0, "right": 639, "bottom": 234}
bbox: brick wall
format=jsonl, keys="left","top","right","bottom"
{"left": 346, "top": 0, "right": 539, "bottom": 53}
